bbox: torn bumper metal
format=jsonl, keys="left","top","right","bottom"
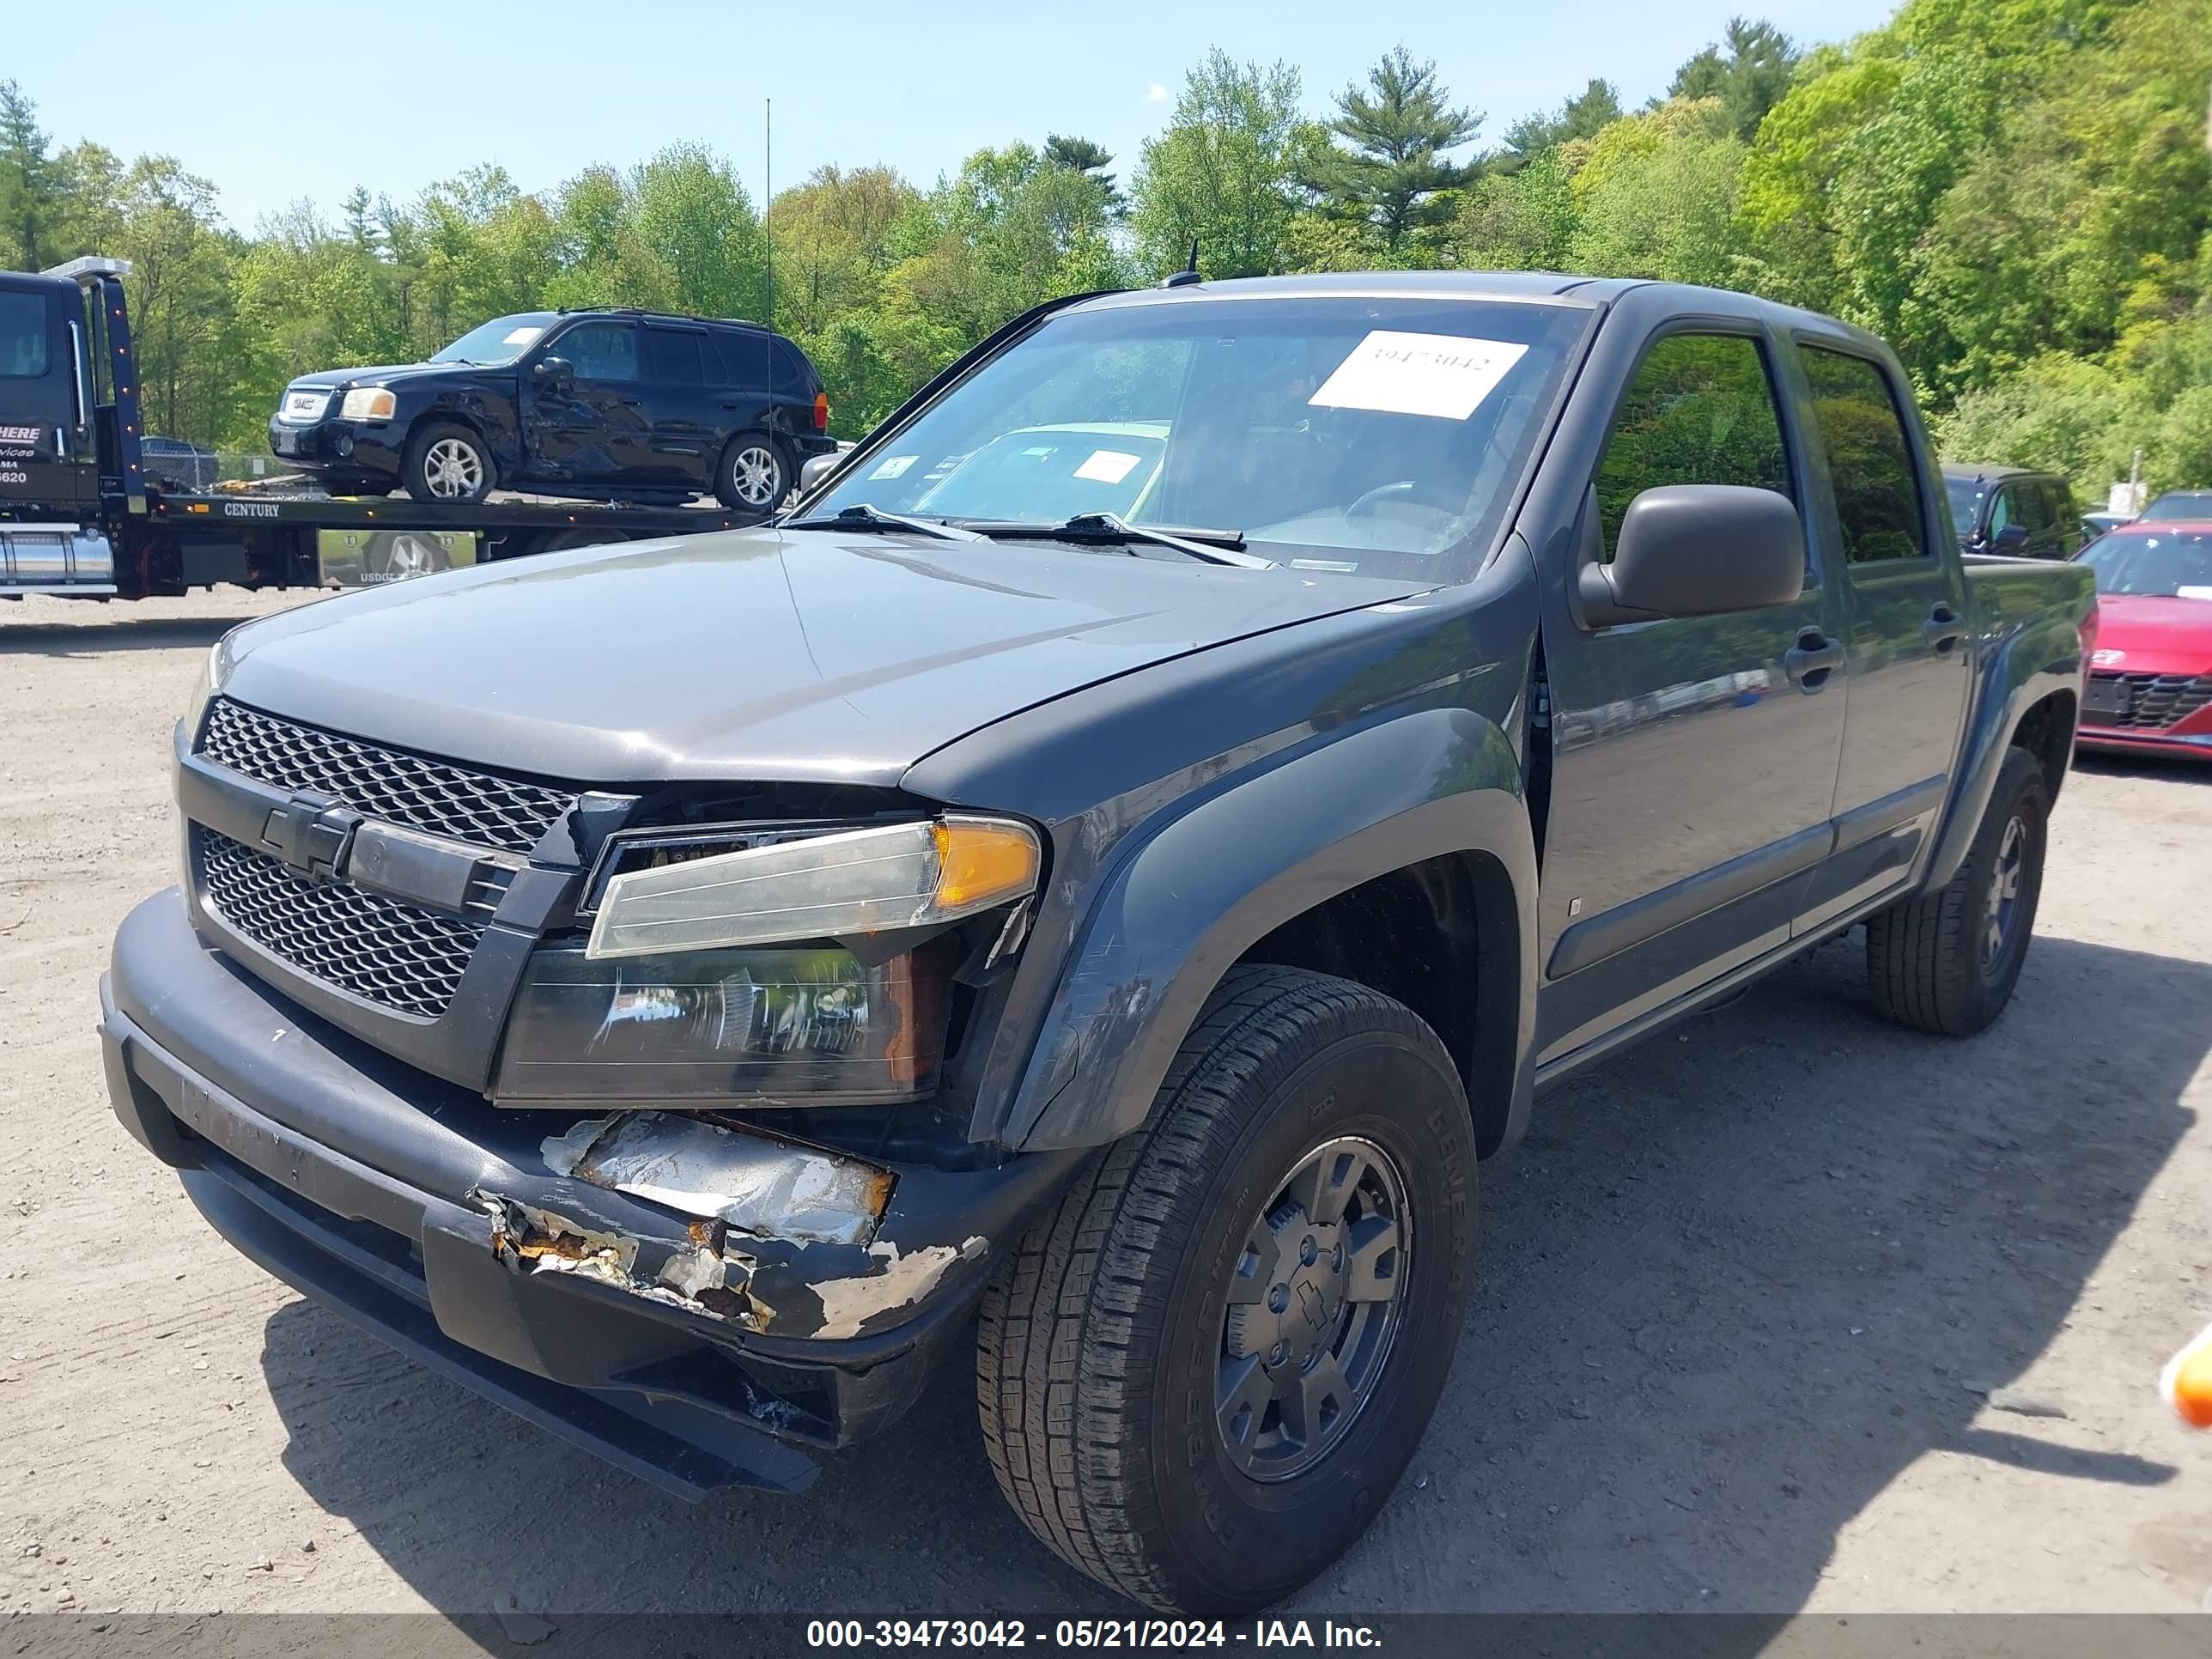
{"left": 98, "top": 889, "right": 1084, "bottom": 1499}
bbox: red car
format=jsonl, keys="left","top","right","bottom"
{"left": 2073, "top": 520, "right": 2212, "bottom": 760}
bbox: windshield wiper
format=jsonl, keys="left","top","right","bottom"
{"left": 962, "top": 512, "right": 1273, "bottom": 568}
{"left": 781, "top": 503, "right": 980, "bottom": 542}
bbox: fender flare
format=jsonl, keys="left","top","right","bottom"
{"left": 1924, "top": 611, "right": 2083, "bottom": 890}
{"left": 1008, "top": 706, "right": 1540, "bottom": 1154}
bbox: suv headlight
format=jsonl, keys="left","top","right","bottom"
{"left": 339, "top": 387, "right": 396, "bottom": 422}
{"left": 495, "top": 815, "right": 1042, "bottom": 1109}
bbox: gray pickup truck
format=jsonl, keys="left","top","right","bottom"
{"left": 100, "top": 272, "right": 2094, "bottom": 1615}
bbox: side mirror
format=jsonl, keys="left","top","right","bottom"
{"left": 533, "top": 356, "right": 573, "bottom": 388}
{"left": 1578, "top": 484, "right": 1804, "bottom": 626}
{"left": 798, "top": 453, "right": 841, "bottom": 495}
{"left": 1990, "top": 520, "right": 2029, "bottom": 551}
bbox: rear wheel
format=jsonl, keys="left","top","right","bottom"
{"left": 976, "top": 966, "right": 1480, "bottom": 1614}
{"left": 1866, "top": 744, "right": 2049, "bottom": 1036}
{"left": 714, "top": 431, "right": 790, "bottom": 516}
{"left": 400, "top": 422, "right": 494, "bottom": 503}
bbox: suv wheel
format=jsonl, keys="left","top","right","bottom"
{"left": 401, "top": 422, "right": 494, "bottom": 503}
{"left": 715, "top": 432, "right": 789, "bottom": 515}
{"left": 1866, "top": 744, "right": 2049, "bottom": 1036}
{"left": 976, "top": 966, "right": 1480, "bottom": 1614}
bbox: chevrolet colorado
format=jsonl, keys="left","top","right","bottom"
{"left": 100, "top": 272, "right": 2094, "bottom": 1614}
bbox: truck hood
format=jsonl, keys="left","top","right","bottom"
{"left": 218, "top": 527, "right": 1425, "bottom": 788}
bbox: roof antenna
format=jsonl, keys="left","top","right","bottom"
{"left": 1162, "top": 239, "right": 1201, "bottom": 289}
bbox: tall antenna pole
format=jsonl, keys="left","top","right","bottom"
{"left": 763, "top": 97, "right": 774, "bottom": 330}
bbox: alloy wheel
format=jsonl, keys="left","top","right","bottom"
{"left": 1979, "top": 813, "right": 2027, "bottom": 970}
{"left": 423, "top": 437, "right": 484, "bottom": 499}
{"left": 732, "top": 445, "right": 782, "bottom": 507}
{"left": 1216, "top": 1135, "right": 1409, "bottom": 1482}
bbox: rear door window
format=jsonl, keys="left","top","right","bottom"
{"left": 0, "top": 289, "right": 50, "bottom": 377}
{"left": 644, "top": 327, "right": 708, "bottom": 386}
{"left": 1799, "top": 345, "right": 1929, "bottom": 563}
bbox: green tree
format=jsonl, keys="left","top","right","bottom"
{"left": 1568, "top": 98, "right": 1746, "bottom": 285}
{"left": 0, "top": 81, "right": 65, "bottom": 270}
{"left": 1301, "top": 46, "right": 1480, "bottom": 252}
{"left": 1130, "top": 51, "right": 1305, "bottom": 278}
{"left": 1490, "top": 79, "right": 1622, "bottom": 175}
{"left": 1668, "top": 17, "right": 1802, "bottom": 141}
{"left": 1043, "top": 135, "right": 1122, "bottom": 207}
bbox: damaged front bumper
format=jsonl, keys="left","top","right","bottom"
{"left": 99, "top": 890, "right": 1083, "bottom": 1498}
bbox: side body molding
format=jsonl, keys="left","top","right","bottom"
{"left": 1007, "top": 707, "right": 1539, "bottom": 1154}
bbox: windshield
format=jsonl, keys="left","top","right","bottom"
{"left": 811, "top": 294, "right": 1592, "bottom": 580}
{"left": 431, "top": 313, "right": 556, "bottom": 367}
{"left": 2140, "top": 491, "right": 2212, "bottom": 523}
{"left": 2078, "top": 528, "right": 2212, "bottom": 598}
{"left": 1944, "top": 475, "right": 1984, "bottom": 533}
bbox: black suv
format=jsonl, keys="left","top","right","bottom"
{"left": 268, "top": 309, "right": 838, "bottom": 514}
{"left": 1942, "top": 462, "right": 2082, "bottom": 559}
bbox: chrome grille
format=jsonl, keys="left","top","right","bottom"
{"left": 2085, "top": 671, "right": 2212, "bottom": 731}
{"left": 200, "top": 699, "right": 574, "bottom": 854}
{"left": 198, "top": 829, "right": 481, "bottom": 1018}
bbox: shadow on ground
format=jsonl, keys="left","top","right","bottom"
{"left": 0, "top": 614, "right": 268, "bottom": 657}
{"left": 255, "top": 928, "right": 2204, "bottom": 1621}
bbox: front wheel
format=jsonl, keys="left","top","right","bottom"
{"left": 976, "top": 966, "right": 1480, "bottom": 1614}
{"left": 400, "top": 422, "right": 494, "bottom": 503}
{"left": 1866, "top": 744, "right": 2050, "bottom": 1036}
{"left": 714, "top": 432, "right": 790, "bottom": 516}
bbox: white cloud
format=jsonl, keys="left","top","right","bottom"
{"left": 1146, "top": 82, "right": 1170, "bottom": 103}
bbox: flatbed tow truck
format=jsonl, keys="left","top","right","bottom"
{"left": 0, "top": 258, "right": 750, "bottom": 599}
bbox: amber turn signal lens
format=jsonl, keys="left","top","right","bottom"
{"left": 933, "top": 817, "right": 1042, "bottom": 914}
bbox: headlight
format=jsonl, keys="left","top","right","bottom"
{"left": 586, "top": 814, "right": 1041, "bottom": 961}
{"left": 493, "top": 942, "right": 950, "bottom": 1107}
{"left": 340, "top": 387, "right": 396, "bottom": 422}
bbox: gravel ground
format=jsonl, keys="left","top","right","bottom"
{"left": 3, "top": 586, "right": 2209, "bottom": 1622}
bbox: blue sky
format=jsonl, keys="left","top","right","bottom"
{"left": 16, "top": 0, "right": 1894, "bottom": 230}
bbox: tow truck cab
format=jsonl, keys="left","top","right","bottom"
{"left": 0, "top": 258, "right": 131, "bottom": 590}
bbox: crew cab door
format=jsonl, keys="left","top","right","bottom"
{"left": 1532, "top": 314, "right": 1848, "bottom": 1064}
{"left": 523, "top": 319, "right": 651, "bottom": 484}
{"left": 638, "top": 323, "right": 718, "bottom": 487}
{"left": 1784, "top": 334, "right": 1971, "bottom": 931}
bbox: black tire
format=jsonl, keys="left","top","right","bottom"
{"left": 399, "top": 421, "right": 494, "bottom": 504}
{"left": 1867, "top": 745, "right": 2049, "bottom": 1036}
{"left": 714, "top": 431, "right": 791, "bottom": 516}
{"left": 976, "top": 965, "right": 1480, "bottom": 1614}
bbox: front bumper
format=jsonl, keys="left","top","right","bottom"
{"left": 2076, "top": 725, "right": 2212, "bottom": 762}
{"left": 100, "top": 889, "right": 1081, "bottom": 1498}
{"left": 267, "top": 415, "right": 404, "bottom": 483}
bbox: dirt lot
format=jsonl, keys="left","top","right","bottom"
{"left": 3, "top": 586, "right": 2209, "bottom": 1622}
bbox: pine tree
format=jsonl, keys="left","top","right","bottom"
{"left": 1303, "top": 47, "right": 1480, "bottom": 252}
{"left": 0, "top": 82, "right": 62, "bottom": 270}
{"left": 1668, "top": 17, "right": 1800, "bottom": 141}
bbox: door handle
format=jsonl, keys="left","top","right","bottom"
{"left": 617, "top": 395, "right": 644, "bottom": 407}
{"left": 1923, "top": 603, "right": 1966, "bottom": 653}
{"left": 1784, "top": 629, "right": 1844, "bottom": 690}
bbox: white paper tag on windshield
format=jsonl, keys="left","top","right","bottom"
{"left": 2179, "top": 585, "right": 2212, "bottom": 601}
{"left": 869, "top": 454, "right": 918, "bottom": 479}
{"left": 1310, "top": 331, "right": 1528, "bottom": 421}
{"left": 502, "top": 326, "right": 544, "bottom": 346}
{"left": 1074, "top": 448, "right": 1142, "bottom": 484}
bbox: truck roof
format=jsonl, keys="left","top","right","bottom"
{"left": 1067, "top": 270, "right": 1893, "bottom": 354}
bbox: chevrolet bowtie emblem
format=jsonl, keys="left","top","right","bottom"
{"left": 258, "top": 793, "right": 363, "bottom": 881}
